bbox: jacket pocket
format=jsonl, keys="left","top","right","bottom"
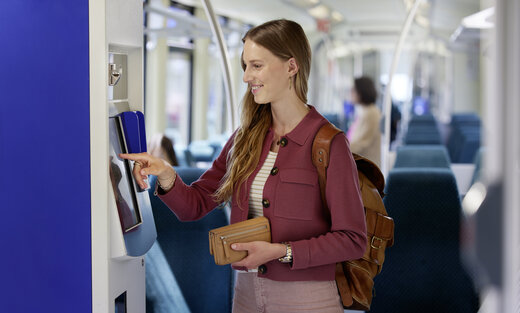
{"left": 274, "top": 168, "right": 319, "bottom": 220}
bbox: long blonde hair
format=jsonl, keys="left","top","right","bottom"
{"left": 213, "top": 19, "right": 312, "bottom": 205}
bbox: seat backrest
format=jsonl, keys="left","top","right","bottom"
{"left": 146, "top": 241, "right": 191, "bottom": 313}
{"left": 394, "top": 145, "right": 450, "bottom": 168}
{"left": 451, "top": 113, "right": 481, "bottom": 127}
{"left": 369, "top": 168, "right": 479, "bottom": 313}
{"left": 409, "top": 113, "right": 436, "bottom": 122}
{"left": 185, "top": 141, "right": 220, "bottom": 165}
{"left": 405, "top": 114, "right": 442, "bottom": 146}
{"left": 404, "top": 124, "right": 442, "bottom": 145}
{"left": 147, "top": 167, "right": 233, "bottom": 313}
{"left": 404, "top": 133, "right": 442, "bottom": 145}
{"left": 447, "top": 122, "right": 481, "bottom": 163}
{"left": 384, "top": 168, "right": 461, "bottom": 243}
{"left": 323, "top": 113, "right": 342, "bottom": 129}
{"left": 456, "top": 132, "right": 481, "bottom": 163}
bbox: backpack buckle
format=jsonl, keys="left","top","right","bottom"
{"left": 370, "top": 236, "right": 383, "bottom": 249}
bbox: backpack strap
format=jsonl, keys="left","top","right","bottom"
{"left": 312, "top": 122, "right": 394, "bottom": 310}
{"left": 312, "top": 123, "right": 354, "bottom": 308}
{"left": 312, "top": 122, "right": 343, "bottom": 209}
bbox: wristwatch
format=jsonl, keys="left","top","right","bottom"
{"left": 278, "top": 242, "right": 293, "bottom": 263}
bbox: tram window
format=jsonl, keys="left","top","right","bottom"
{"left": 145, "top": 1, "right": 243, "bottom": 146}
{"left": 207, "top": 44, "right": 226, "bottom": 137}
{"left": 206, "top": 16, "right": 241, "bottom": 140}
{"left": 165, "top": 50, "right": 192, "bottom": 146}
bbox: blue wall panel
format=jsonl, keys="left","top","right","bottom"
{"left": 0, "top": 1, "right": 91, "bottom": 312}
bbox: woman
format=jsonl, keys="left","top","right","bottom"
{"left": 122, "top": 19, "right": 366, "bottom": 313}
{"left": 347, "top": 76, "right": 382, "bottom": 166}
{"left": 148, "top": 133, "right": 179, "bottom": 166}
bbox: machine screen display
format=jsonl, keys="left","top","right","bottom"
{"left": 109, "top": 117, "right": 142, "bottom": 233}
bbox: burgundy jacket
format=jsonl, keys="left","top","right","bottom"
{"left": 158, "top": 106, "right": 367, "bottom": 281}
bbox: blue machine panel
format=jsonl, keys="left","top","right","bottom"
{"left": 0, "top": 2, "right": 91, "bottom": 313}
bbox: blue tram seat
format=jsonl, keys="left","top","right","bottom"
{"left": 370, "top": 168, "right": 479, "bottom": 313}
{"left": 409, "top": 113, "right": 436, "bottom": 122}
{"left": 184, "top": 142, "right": 214, "bottom": 166}
{"left": 456, "top": 131, "right": 481, "bottom": 163}
{"left": 394, "top": 145, "right": 450, "bottom": 168}
{"left": 184, "top": 141, "right": 224, "bottom": 166}
{"left": 323, "top": 113, "right": 342, "bottom": 130}
{"left": 451, "top": 113, "right": 481, "bottom": 127}
{"left": 447, "top": 127, "right": 481, "bottom": 163}
{"left": 146, "top": 241, "right": 191, "bottom": 313}
{"left": 146, "top": 167, "right": 233, "bottom": 313}
{"left": 404, "top": 116, "right": 442, "bottom": 145}
{"left": 407, "top": 114, "right": 436, "bottom": 128}
{"left": 447, "top": 114, "right": 481, "bottom": 163}
{"left": 404, "top": 130, "right": 442, "bottom": 145}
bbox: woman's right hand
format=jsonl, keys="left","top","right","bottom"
{"left": 119, "top": 152, "right": 177, "bottom": 191}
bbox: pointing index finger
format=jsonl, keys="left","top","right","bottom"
{"left": 119, "top": 153, "right": 145, "bottom": 162}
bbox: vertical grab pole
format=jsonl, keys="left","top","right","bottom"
{"left": 200, "top": 0, "right": 237, "bottom": 131}
{"left": 381, "top": 0, "right": 424, "bottom": 176}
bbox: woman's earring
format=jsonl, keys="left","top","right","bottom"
{"left": 289, "top": 77, "right": 292, "bottom": 90}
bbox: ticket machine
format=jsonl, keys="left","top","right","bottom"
{"left": 90, "top": 1, "right": 155, "bottom": 312}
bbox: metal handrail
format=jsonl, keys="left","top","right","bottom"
{"left": 381, "top": 0, "right": 424, "bottom": 176}
{"left": 200, "top": 0, "right": 237, "bottom": 131}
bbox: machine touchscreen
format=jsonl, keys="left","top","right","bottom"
{"left": 109, "top": 117, "right": 143, "bottom": 233}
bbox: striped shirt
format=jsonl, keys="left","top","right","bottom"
{"left": 248, "top": 151, "right": 278, "bottom": 219}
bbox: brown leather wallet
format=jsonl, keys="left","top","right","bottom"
{"left": 209, "top": 216, "right": 271, "bottom": 265}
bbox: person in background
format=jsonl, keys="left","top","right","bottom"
{"left": 347, "top": 76, "right": 382, "bottom": 166}
{"left": 390, "top": 101, "right": 402, "bottom": 145}
{"left": 121, "top": 19, "right": 366, "bottom": 313}
{"left": 148, "top": 134, "right": 179, "bottom": 167}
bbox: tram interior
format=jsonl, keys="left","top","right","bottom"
{"left": 139, "top": 0, "right": 502, "bottom": 312}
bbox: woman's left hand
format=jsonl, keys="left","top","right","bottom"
{"left": 231, "top": 241, "right": 287, "bottom": 270}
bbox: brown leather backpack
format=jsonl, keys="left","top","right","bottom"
{"left": 312, "top": 122, "right": 394, "bottom": 311}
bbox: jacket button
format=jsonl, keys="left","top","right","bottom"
{"left": 258, "top": 265, "right": 267, "bottom": 274}
{"left": 262, "top": 199, "right": 270, "bottom": 208}
{"left": 279, "top": 137, "right": 288, "bottom": 147}
{"left": 270, "top": 167, "right": 279, "bottom": 176}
